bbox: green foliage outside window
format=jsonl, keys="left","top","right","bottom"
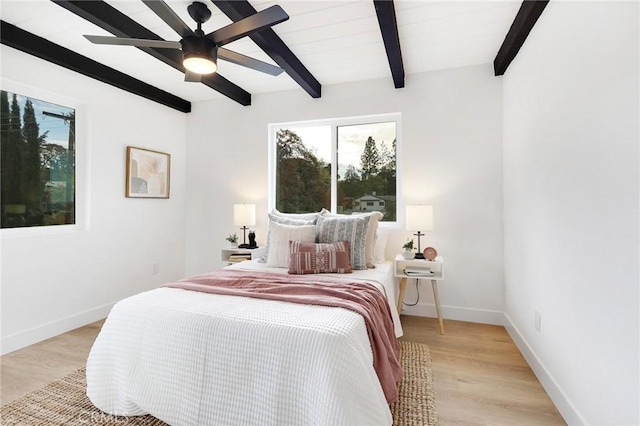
{"left": 0, "top": 90, "right": 75, "bottom": 228}
{"left": 275, "top": 129, "right": 331, "bottom": 214}
{"left": 274, "top": 118, "right": 397, "bottom": 221}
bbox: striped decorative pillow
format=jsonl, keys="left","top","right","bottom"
{"left": 322, "top": 211, "right": 383, "bottom": 268}
{"left": 315, "top": 215, "right": 369, "bottom": 270}
{"left": 288, "top": 241, "right": 352, "bottom": 274}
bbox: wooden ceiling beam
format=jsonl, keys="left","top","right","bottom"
{"left": 373, "top": 0, "right": 405, "bottom": 89}
{"left": 0, "top": 21, "right": 191, "bottom": 113}
{"left": 212, "top": 0, "right": 321, "bottom": 99}
{"left": 494, "top": 0, "right": 549, "bottom": 76}
{"left": 51, "top": 0, "right": 252, "bottom": 106}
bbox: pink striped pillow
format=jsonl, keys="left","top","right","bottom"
{"left": 288, "top": 240, "right": 352, "bottom": 275}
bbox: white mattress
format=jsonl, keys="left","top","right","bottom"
{"left": 86, "top": 261, "right": 403, "bottom": 425}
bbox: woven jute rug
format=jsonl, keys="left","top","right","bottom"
{"left": 391, "top": 341, "right": 439, "bottom": 426}
{"left": 1, "top": 341, "right": 437, "bottom": 425}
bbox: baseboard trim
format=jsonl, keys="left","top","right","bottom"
{"left": 503, "top": 313, "right": 585, "bottom": 426}
{"left": 400, "top": 302, "right": 504, "bottom": 325}
{"left": 1, "top": 303, "right": 113, "bottom": 355}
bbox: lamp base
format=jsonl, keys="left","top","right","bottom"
{"left": 238, "top": 243, "right": 259, "bottom": 249}
{"left": 414, "top": 252, "right": 425, "bottom": 260}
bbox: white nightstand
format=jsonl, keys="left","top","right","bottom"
{"left": 221, "top": 248, "right": 252, "bottom": 265}
{"left": 394, "top": 254, "right": 445, "bottom": 334}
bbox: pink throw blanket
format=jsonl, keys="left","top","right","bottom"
{"left": 164, "top": 269, "right": 403, "bottom": 402}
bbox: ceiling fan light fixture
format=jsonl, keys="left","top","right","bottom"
{"left": 183, "top": 53, "right": 217, "bottom": 74}
{"left": 181, "top": 36, "right": 217, "bottom": 74}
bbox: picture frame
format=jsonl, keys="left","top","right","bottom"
{"left": 125, "top": 146, "right": 170, "bottom": 199}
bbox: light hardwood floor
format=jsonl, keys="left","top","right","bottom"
{"left": 1, "top": 316, "right": 565, "bottom": 425}
{"left": 1, "top": 320, "right": 104, "bottom": 405}
{"left": 400, "top": 315, "right": 565, "bottom": 425}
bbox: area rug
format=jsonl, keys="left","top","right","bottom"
{"left": 1, "top": 341, "right": 437, "bottom": 425}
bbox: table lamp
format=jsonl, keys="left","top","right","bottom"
{"left": 234, "top": 204, "right": 256, "bottom": 248}
{"left": 406, "top": 205, "right": 433, "bottom": 259}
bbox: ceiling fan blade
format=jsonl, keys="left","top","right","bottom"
{"left": 207, "top": 5, "right": 289, "bottom": 47}
{"left": 218, "top": 48, "right": 284, "bottom": 76}
{"left": 142, "top": 0, "right": 194, "bottom": 38}
{"left": 184, "top": 70, "right": 202, "bottom": 82}
{"left": 84, "top": 35, "right": 182, "bottom": 49}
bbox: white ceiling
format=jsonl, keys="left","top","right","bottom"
{"left": 0, "top": 0, "right": 522, "bottom": 104}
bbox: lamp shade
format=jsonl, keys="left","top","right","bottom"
{"left": 406, "top": 205, "right": 433, "bottom": 231}
{"left": 234, "top": 204, "right": 256, "bottom": 227}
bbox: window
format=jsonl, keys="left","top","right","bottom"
{"left": 269, "top": 113, "right": 400, "bottom": 222}
{"left": 1, "top": 90, "right": 76, "bottom": 228}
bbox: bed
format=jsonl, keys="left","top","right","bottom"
{"left": 86, "top": 211, "right": 402, "bottom": 425}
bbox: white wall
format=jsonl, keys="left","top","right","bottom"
{"left": 1, "top": 46, "right": 188, "bottom": 354}
{"left": 502, "top": 2, "right": 639, "bottom": 425}
{"left": 186, "top": 64, "right": 505, "bottom": 324}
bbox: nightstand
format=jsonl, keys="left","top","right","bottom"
{"left": 394, "top": 254, "right": 445, "bottom": 334}
{"left": 221, "top": 248, "right": 252, "bottom": 265}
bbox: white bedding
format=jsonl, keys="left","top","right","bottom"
{"left": 86, "top": 261, "right": 403, "bottom": 426}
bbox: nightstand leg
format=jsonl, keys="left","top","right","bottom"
{"left": 431, "top": 280, "right": 444, "bottom": 334}
{"left": 397, "top": 277, "right": 407, "bottom": 313}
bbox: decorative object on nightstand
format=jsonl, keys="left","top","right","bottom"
{"left": 394, "top": 254, "right": 445, "bottom": 334}
{"left": 248, "top": 230, "right": 258, "bottom": 249}
{"left": 225, "top": 233, "right": 239, "bottom": 248}
{"left": 234, "top": 204, "right": 256, "bottom": 249}
{"left": 406, "top": 205, "right": 433, "bottom": 259}
{"left": 423, "top": 246, "right": 437, "bottom": 261}
{"left": 401, "top": 239, "right": 414, "bottom": 259}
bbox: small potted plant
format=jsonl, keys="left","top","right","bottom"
{"left": 225, "top": 233, "right": 239, "bottom": 248}
{"left": 402, "top": 239, "right": 414, "bottom": 259}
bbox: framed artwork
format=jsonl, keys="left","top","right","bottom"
{"left": 126, "top": 146, "right": 170, "bottom": 198}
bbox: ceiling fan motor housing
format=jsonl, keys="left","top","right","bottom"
{"left": 181, "top": 36, "right": 217, "bottom": 61}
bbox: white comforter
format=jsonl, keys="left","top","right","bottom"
{"left": 86, "top": 261, "right": 402, "bottom": 426}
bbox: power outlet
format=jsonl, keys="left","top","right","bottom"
{"left": 152, "top": 262, "right": 160, "bottom": 275}
{"left": 534, "top": 310, "right": 541, "bottom": 332}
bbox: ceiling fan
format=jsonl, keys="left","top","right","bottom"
{"left": 83, "top": 0, "right": 289, "bottom": 82}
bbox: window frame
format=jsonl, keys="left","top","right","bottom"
{"left": 268, "top": 112, "right": 402, "bottom": 226}
{"left": 0, "top": 79, "right": 89, "bottom": 237}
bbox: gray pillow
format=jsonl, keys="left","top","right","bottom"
{"left": 315, "top": 215, "right": 370, "bottom": 270}
{"left": 323, "top": 211, "right": 382, "bottom": 268}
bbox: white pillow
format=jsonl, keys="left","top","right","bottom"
{"left": 374, "top": 227, "right": 389, "bottom": 263}
{"left": 270, "top": 208, "right": 328, "bottom": 221}
{"left": 260, "top": 214, "right": 317, "bottom": 263}
{"left": 266, "top": 222, "right": 316, "bottom": 268}
{"left": 361, "top": 211, "right": 383, "bottom": 267}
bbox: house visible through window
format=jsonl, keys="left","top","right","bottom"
{"left": 1, "top": 90, "right": 76, "bottom": 228}
{"left": 270, "top": 113, "right": 399, "bottom": 221}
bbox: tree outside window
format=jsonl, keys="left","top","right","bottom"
{"left": 1, "top": 90, "right": 75, "bottom": 228}
{"left": 272, "top": 114, "right": 399, "bottom": 221}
